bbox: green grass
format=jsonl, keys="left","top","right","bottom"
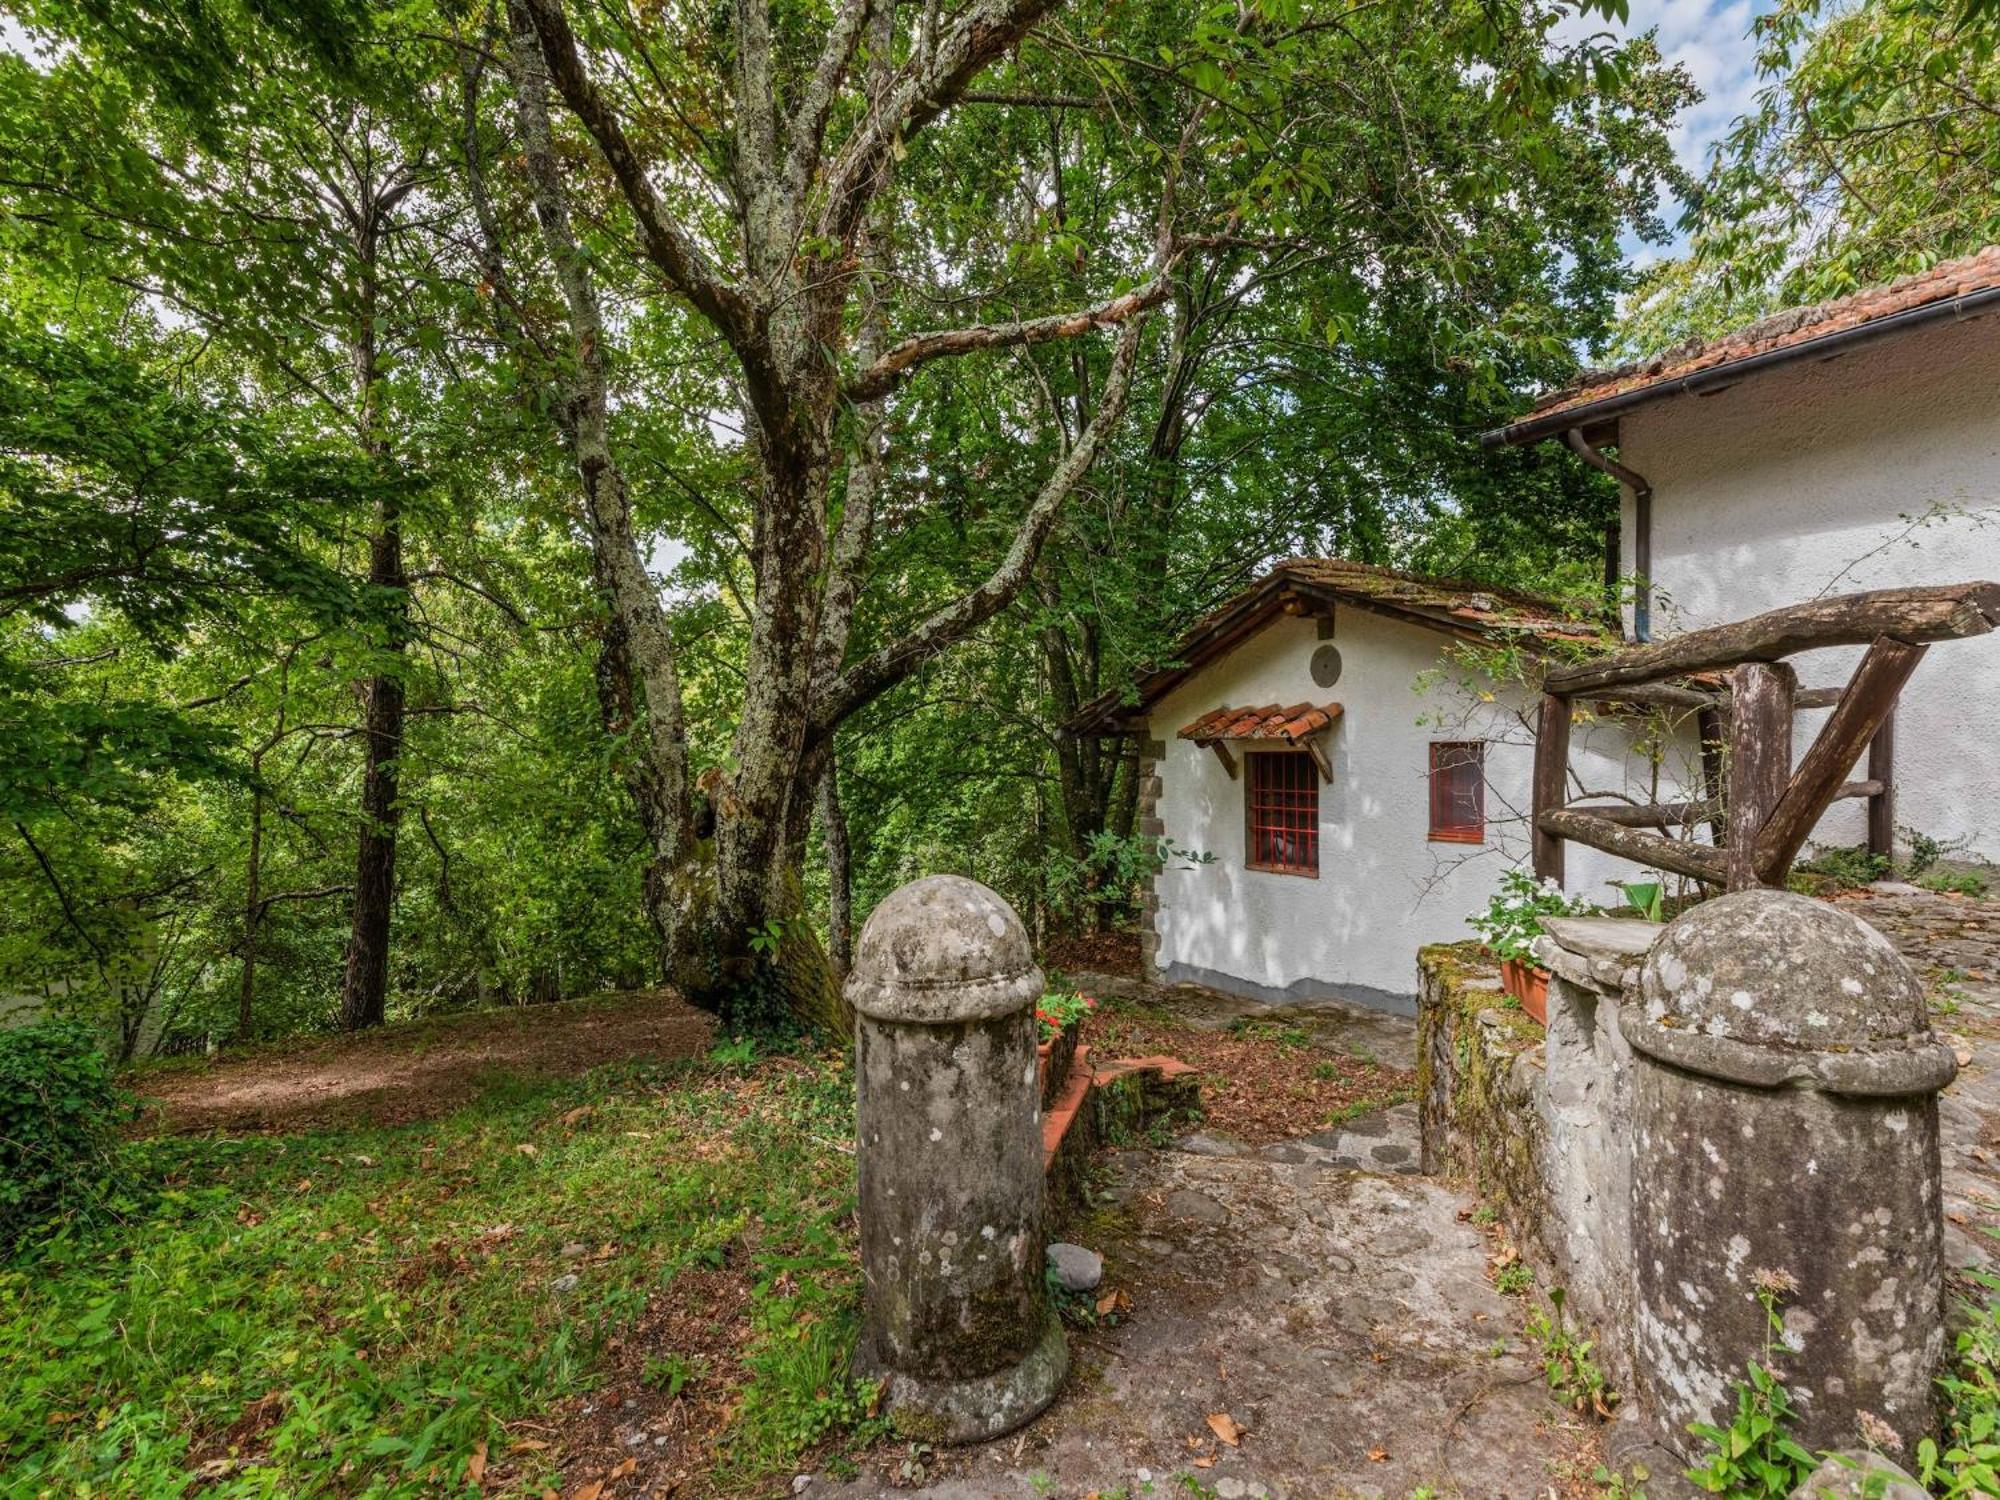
{"left": 0, "top": 1048, "right": 873, "bottom": 1496}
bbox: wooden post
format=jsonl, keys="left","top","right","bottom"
{"left": 1867, "top": 709, "right": 1896, "bottom": 861}
{"left": 1754, "top": 638, "right": 1924, "bottom": 884}
{"left": 1533, "top": 692, "right": 1571, "bottom": 884}
{"left": 1726, "top": 661, "right": 1795, "bottom": 891}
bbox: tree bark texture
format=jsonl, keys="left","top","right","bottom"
{"left": 339, "top": 218, "right": 406, "bottom": 1033}
{"left": 503, "top": 0, "right": 1174, "bottom": 1033}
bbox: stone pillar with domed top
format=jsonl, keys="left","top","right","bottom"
{"left": 848, "top": 874, "right": 1067, "bottom": 1443}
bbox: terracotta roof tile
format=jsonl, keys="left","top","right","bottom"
{"left": 1506, "top": 245, "right": 2000, "bottom": 431}
{"left": 1180, "top": 702, "right": 1343, "bottom": 744}
{"left": 1065, "top": 557, "right": 1610, "bottom": 737}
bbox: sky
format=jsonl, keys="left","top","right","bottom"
{"left": 1563, "top": 0, "right": 1771, "bottom": 261}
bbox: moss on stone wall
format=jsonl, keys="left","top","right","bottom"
{"left": 1417, "top": 943, "right": 1548, "bottom": 1252}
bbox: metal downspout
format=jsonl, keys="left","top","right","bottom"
{"left": 1564, "top": 427, "right": 1653, "bottom": 643}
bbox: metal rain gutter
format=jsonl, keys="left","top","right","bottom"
{"left": 1563, "top": 428, "right": 1653, "bottom": 642}
{"left": 1480, "top": 282, "right": 2000, "bottom": 450}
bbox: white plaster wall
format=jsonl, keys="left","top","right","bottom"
{"left": 1616, "top": 314, "right": 2000, "bottom": 860}
{"left": 1148, "top": 609, "right": 1678, "bottom": 1005}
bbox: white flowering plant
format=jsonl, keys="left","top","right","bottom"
{"left": 1468, "top": 868, "right": 1594, "bottom": 966}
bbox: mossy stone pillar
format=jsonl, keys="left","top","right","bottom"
{"left": 1627, "top": 890, "right": 1956, "bottom": 1459}
{"left": 849, "top": 874, "right": 1067, "bottom": 1442}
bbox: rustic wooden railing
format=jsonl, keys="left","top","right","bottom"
{"left": 1531, "top": 583, "right": 2000, "bottom": 892}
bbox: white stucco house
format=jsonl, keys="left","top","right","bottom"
{"left": 1064, "top": 561, "right": 1674, "bottom": 1011}
{"left": 1485, "top": 245, "right": 2000, "bottom": 863}
{"left": 1064, "top": 252, "right": 2000, "bottom": 1014}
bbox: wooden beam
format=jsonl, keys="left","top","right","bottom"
{"left": 1834, "top": 779, "right": 1885, "bottom": 801}
{"left": 1867, "top": 711, "right": 1896, "bottom": 860}
{"left": 1567, "top": 799, "right": 1722, "bottom": 828}
{"left": 1533, "top": 693, "right": 1571, "bottom": 883}
{"left": 1537, "top": 809, "right": 1727, "bottom": 884}
{"left": 1302, "top": 737, "right": 1333, "bottom": 784}
{"left": 1208, "top": 741, "right": 1238, "bottom": 780}
{"left": 1794, "top": 686, "right": 1844, "bottom": 710}
{"left": 1728, "top": 661, "right": 1795, "bottom": 891}
{"left": 1754, "top": 637, "right": 1926, "bottom": 883}
{"left": 1544, "top": 583, "right": 2000, "bottom": 695}
{"left": 1583, "top": 682, "right": 1719, "bottom": 712}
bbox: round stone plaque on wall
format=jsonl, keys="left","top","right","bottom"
{"left": 1310, "top": 644, "right": 1343, "bottom": 688}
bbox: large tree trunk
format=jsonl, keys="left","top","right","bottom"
{"left": 510, "top": 0, "right": 1167, "bottom": 1037}
{"left": 503, "top": 2, "right": 701, "bottom": 989}
{"left": 339, "top": 507, "right": 404, "bottom": 1031}
{"left": 339, "top": 224, "right": 405, "bottom": 1033}
{"left": 239, "top": 785, "right": 263, "bottom": 1038}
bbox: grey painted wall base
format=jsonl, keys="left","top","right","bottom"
{"left": 1158, "top": 960, "right": 1417, "bottom": 1018}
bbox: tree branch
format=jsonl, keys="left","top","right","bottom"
{"left": 818, "top": 0, "right": 1062, "bottom": 252}
{"left": 842, "top": 272, "right": 1174, "bottom": 402}
{"left": 817, "top": 308, "right": 1152, "bottom": 729}
{"left": 512, "top": 0, "right": 755, "bottom": 349}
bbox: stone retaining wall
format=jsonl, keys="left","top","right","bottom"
{"left": 1415, "top": 943, "right": 1546, "bottom": 1251}
{"left": 1417, "top": 924, "right": 1656, "bottom": 1387}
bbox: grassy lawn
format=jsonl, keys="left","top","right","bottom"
{"left": 0, "top": 1048, "right": 875, "bottom": 1497}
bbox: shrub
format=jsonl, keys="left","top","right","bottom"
{"left": 1467, "top": 868, "right": 1593, "bottom": 964}
{"left": 0, "top": 1020, "right": 131, "bottom": 1247}
{"left": 1034, "top": 987, "right": 1095, "bottom": 1042}
{"left": 1920, "top": 870, "right": 1990, "bottom": 898}
{"left": 1789, "top": 844, "right": 1890, "bottom": 894}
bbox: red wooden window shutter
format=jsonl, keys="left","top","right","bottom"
{"left": 1246, "top": 750, "right": 1318, "bottom": 875}
{"left": 1429, "top": 741, "right": 1486, "bottom": 843}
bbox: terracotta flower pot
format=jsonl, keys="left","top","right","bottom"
{"left": 1501, "top": 958, "right": 1550, "bottom": 1027}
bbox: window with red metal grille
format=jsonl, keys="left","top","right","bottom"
{"left": 1429, "top": 741, "right": 1485, "bottom": 843}
{"left": 1246, "top": 750, "right": 1318, "bottom": 875}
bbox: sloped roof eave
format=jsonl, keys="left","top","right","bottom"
{"left": 1484, "top": 248, "right": 2000, "bottom": 448}
{"left": 1061, "top": 561, "right": 1606, "bottom": 738}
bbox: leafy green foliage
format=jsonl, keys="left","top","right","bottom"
{"left": 0, "top": 1050, "right": 870, "bottom": 1494}
{"left": 1527, "top": 1285, "right": 1618, "bottom": 1419}
{"left": 1468, "top": 867, "right": 1595, "bottom": 964}
{"left": 1034, "top": 986, "right": 1097, "bottom": 1042}
{"left": 1685, "top": 1282, "right": 1820, "bottom": 1496}
{"left": 0, "top": 1020, "right": 131, "bottom": 1247}
{"left": 1630, "top": 0, "right": 2000, "bottom": 352}
{"left": 1921, "top": 1270, "right": 2000, "bottom": 1496}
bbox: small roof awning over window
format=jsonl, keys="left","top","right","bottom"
{"left": 1179, "top": 702, "right": 1342, "bottom": 745}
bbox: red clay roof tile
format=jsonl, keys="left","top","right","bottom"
{"left": 1506, "top": 245, "right": 2000, "bottom": 431}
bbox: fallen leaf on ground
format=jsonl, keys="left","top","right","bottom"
{"left": 517, "top": 1143, "right": 539, "bottom": 1158}
{"left": 1192, "top": 1457, "right": 1214, "bottom": 1469}
{"left": 510, "top": 1438, "right": 551, "bottom": 1453}
{"left": 569, "top": 1482, "right": 602, "bottom": 1500}
{"left": 467, "top": 1442, "right": 487, "bottom": 1484}
{"left": 609, "top": 1458, "right": 636, "bottom": 1480}
{"left": 1367, "top": 1446, "right": 1389, "bottom": 1462}
{"left": 1206, "top": 1412, "right": 1244, "bottom": 1446}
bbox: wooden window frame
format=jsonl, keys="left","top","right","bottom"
{"left": 1429, "top": 741, "right": 1486, "bottom": 844}
{"left": 1244, "top": 748, "right": 1320, "bottom": 878}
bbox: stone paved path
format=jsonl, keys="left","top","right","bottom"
{"left": 807, "top": 979, "right": 1577, "bottom": 1500}
{"left": 808, "top": 887, "right": 2000, "bottom": 1499}
{"left": 807, "top": 1141, "right": 1575, "bottom": 1500}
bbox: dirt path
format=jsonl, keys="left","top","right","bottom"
{"left": 132, "top": 989, "right": 714, "bottom": 1135}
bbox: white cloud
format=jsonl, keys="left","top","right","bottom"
{"left": 1561, "top": 0, "right": 1772, "bottom": 253}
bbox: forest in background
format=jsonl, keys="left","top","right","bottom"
{"left": 1, "top": 0, "right": 1992, "bottom": 1056}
